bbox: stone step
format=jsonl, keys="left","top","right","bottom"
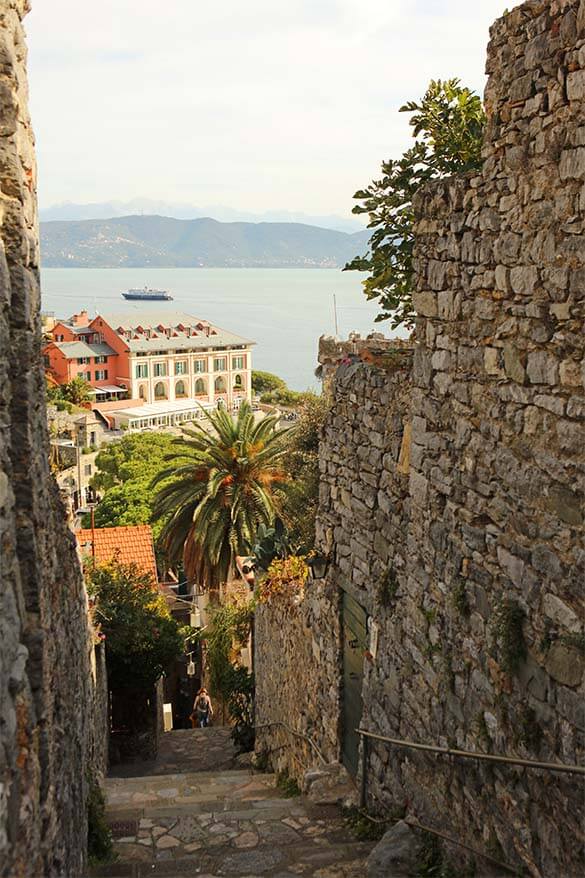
{"left": 89, "top": 838, "right": 374, "bottom": 877}
{"left": 105, "top": 771, "right": 284, "bottom": 819}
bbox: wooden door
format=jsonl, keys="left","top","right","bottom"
{"left": 341, "top": 591, "right": 367, "bottom": 776}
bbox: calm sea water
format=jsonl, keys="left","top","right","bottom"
{"left": 40, "top": 268, "right": 405, "bottom": 390}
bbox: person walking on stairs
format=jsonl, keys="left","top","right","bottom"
{"left": 192, "top": 687, "right": 213, "bottom": 728}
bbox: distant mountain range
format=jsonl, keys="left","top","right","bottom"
{"left": 39, "top": 199, "right": 364, "bottom": 234}
{"left": 40, "top": 215, "right": 371, "bottom": 269}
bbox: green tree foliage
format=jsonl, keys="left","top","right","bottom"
{"left": 251, "top": 370, "right": 286, "bottom": 394}
{"left": 86, "top": 560, "right": 185, "bottom": 690}
{"left": 45, "top": 374, "right": 92, "bottom": 409}
{"left": 279, "top": 393, "right": 329, "bottom": 551}
{"left": 89, "top": 433, "right": 177, "bottom": 537}
{"left": 251, "top": 370, "right": 311, "bottom": 408}
{"left": 345, "top": 79, "right": 485, "bottom": 328}
{"left": 64, "top": 375, "right": 93, "bottom": 405}
{"left": 201, "top": 602, "right": 255, "bottom": 750}
{"left": 260, "top": 387, "right": 313, "bottom": 408}
{"left": 152, "top": 401, "right": 289, "bottom": 587}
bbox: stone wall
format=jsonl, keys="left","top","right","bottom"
{"left": 0, "top": 2, "right": 97, "bottom": 874}
{"left": 254, "top": 352, "right": 413, "bottom": 781}
{"left": 255, "top": 2, "right": 585, "bottom": 876}
{"left": 255, "top": 580, "right": 341, "bottom": 776}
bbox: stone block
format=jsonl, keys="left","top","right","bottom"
{"left": 366, "top": 821, "right": 421, "bottom": 878}
{"left": 559, "top": 147, "right": 585, "bottom": 180}
{"left": 495, "top": 264, "right": 511, "bottom": 292}
{"left": 542, "top": 593, "right": 581, "bottom": 633}
{"left": 303, "top": 762, "right": 356, "bottom": 806}
{"left": 567, "top": 69, "right": 585, "bottom": 101}
{"left": 503, "top": 343, "right": 526, "bottom": 384}
{"left": 545, "top": 644, "right": 585, "bottom": 688}
{"left": 484, "top": 347, "right": 503, "bottom": 376}
{"left": 412, "top": 291, "right": 438, "bottom": 317}
{"left": 510, "top": 265, "right": 539, "bottom": 295}
{"left": 559, "top": 359, "right": 582, "bottom": 386}
{"left": 526, "top": 351, "right": 559, "bottom": 385}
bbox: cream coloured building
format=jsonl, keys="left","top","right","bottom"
{"left": 90, "top": 310, "right": 254, "bottom": 410}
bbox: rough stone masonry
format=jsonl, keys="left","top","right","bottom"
{"left": 256, "top": 2, "right": 585, "bottom": 876}
{"left": 0, "top": 2, "right": 96, "bottom": 875}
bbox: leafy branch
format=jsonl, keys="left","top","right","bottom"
{"left": 345, "top": 78, "right": 485, "bottom": 328}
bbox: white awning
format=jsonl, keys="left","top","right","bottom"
{"left": 90, "top": 385, "right": 126, "bottom": 394}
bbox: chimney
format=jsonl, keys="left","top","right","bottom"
{"left": 71, "top": 309, "right": 89, "bottom": 327}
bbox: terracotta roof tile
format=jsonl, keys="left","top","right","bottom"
{"left": 76, "top": 524, "right": 157, "bottom": 580}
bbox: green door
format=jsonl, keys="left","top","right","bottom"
{"left": 341, "top": 592, "right": 367, "bottom": 776}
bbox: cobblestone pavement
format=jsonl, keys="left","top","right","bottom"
{"left": 92, "top": 729, "right": 372, "bottom": 877}
{"left": 110, "top": 727, "right": 237, "bottom": 778}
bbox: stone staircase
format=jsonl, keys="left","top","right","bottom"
{"left": 90, "top": 729, "right": 373, "bottom": 877}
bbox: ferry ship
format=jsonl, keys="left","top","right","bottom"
{"left": 122, "top": 287, "right": 174, "bottom": 301}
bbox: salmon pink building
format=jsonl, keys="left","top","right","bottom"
{"left": 44, "top": 309, "right": 255, "bottom": 423}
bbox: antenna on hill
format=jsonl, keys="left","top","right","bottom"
{"left": 333, "top": 293, "right": 339, "bottom": 337}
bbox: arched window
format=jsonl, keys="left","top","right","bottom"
{"left": 175, "top": 379, "right": 187, "bottom": 398}
{"left": 214, "top": 376, "right": 227, "bottom": 393}
{"left": 233, "top": 374, "right": 243, "bottom": 389}
{"left": 138, "top": 384, "right": 147, "bottom": 400}
{"left": 194, "top": 378, "right": 207, "bottom": 396}
{"left": 154, "top": 381, "right": 167, "bottom": 400}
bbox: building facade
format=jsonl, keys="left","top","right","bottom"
{"left": 44, "top": 309, "right": 255, "bottom": 412}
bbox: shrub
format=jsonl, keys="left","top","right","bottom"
{"left": 86, "top": 560, "right": 185, "bottom": 690}
{"left": 493, "top": 599, "right": 526, "bottom": 674}
{"left": 87, "top": 774, "right": 113, "bottom": 865}
{"left": 256, "top": 555, "right": 308, "bottom": 604}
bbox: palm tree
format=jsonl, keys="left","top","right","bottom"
{"left": 152, "top": 401, "right": 289, "bottom": 588}
{"left": 65, "top": 376, "right": 92, "bottom": 405}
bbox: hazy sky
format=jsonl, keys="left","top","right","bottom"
{"left": 27, "top": 1, "right": 509, "bottom": 217}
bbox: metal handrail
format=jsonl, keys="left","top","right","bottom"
{"left": 256, "top": 721, "right": 328, "bottom": 765}
{"left": 356, "top": 728, "right": 584, "bottom": 874}
{"left": 356, "top": 728, "right": 585, "bottom": 776}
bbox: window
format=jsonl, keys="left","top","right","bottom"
{"left": 135, "top": 363, "right": 148, "bottom": 379}
{"left": 77, "top": 357, "right": 90, "bottom": 365}
{"left": 84, "top": 464, "right": 92, "bottom": 477}
{"left": 154, "top": 381, "right": 167, "bottom": 400}
{"left": 55, "top": 334, "right": 64, "bottom": 342}
{"left": 175, "top": 360, "right": 188, "bottom": 375}
{"left": 154, "top": 362, "right": 167, "bottom": 377}
{"left": 233, "top": 374, "right": 243, "bottom": 389}
{"left": 82, "top": 371, "right": 91, "bottom": 382}
{"left": 232, "top": 355, "right": 245, "bottom": 370}
{"left": 214, "top": 375, "right": 227, "bottom": 393}
{"left": 194, "top": 360, "right": 206, "bottom": 373}
{"left": 194, "top": 378, "right": 207, "bottom": 395}
{"left": 95, "top": 369, "right": 108, "bottom": 380}
{"left": 95, "top": 355, "right": 107, "bottom": 364}
{"left": 138, "top": 384, "right": 147, "bottom": 400}
{"left": 175, "top": 380, "right": 187, "bottom": 398}
{"left": 214, "top": 357, "right": 227, "bottom": 372}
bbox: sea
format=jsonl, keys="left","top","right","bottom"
{"left": 40, "top": 268, "right": 406, "bottom": 391}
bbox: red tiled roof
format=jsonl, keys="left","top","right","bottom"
{"left": 76, "top": 524, "right": 158, "bottom": 580}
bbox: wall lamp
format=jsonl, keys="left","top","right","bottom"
{"left": 306, "top": 552, "right": 330, "bottom": 581}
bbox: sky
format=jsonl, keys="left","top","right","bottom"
{"left": 27, "top": 0, "right": 510, "bottom": 219}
